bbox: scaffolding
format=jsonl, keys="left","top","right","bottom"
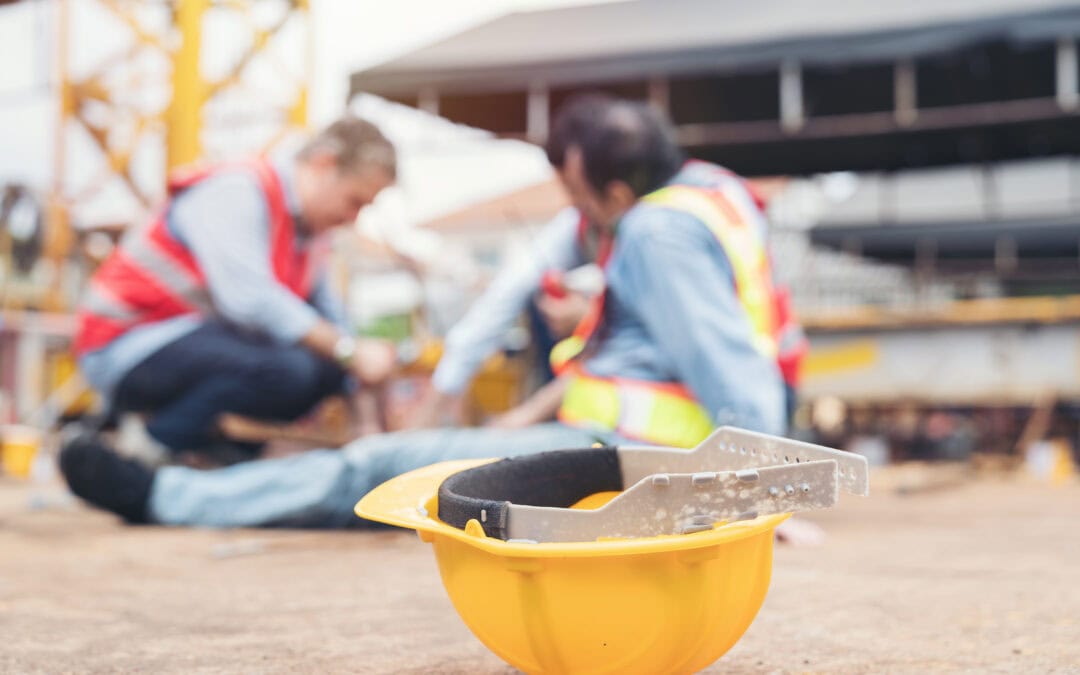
{"left": 1, "top": 0, "right": 311, "bottom": 423}
{"left": 54, "top": 0, "right": 311, "bottom": 250}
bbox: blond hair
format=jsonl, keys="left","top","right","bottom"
{"left": 298, "top": 116, "right": 396, "bottom": 179}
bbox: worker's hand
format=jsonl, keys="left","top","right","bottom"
{"left": 348, "top": 386, "right": 389, "bottom": 437}
{"left": 485, "top": 404, "right": 543, "bottom": 430}
{"left": 350, "top": 338, "right": 397, "bottom": 385}
{"left": 404, "top": 387, "right": 461, "bottom": 429}
{"left": 485, "top": 378, "right": 567, "bottom": 430}
{"left": 536, "top": 291, "right": 591, "bottom": 339}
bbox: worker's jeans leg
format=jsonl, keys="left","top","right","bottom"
{"left": 113, "top": 320, "right": 346, "bottom": 451}
{"left": 148, "top": 422, "right": 625, "bottom": 528}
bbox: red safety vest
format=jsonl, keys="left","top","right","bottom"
{"left": 74, "top": 160, "right": 316, "bottom": 356}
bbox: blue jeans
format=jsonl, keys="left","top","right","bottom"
{"left": 114, "top": 321, "right": 347, "bottom": 451}
{"left": 149, "top": 423, "right": 627, "bottom": 528}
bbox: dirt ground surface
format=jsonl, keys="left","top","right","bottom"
{"left": 1, "top": 466, "right": 1078, "bottom": 674}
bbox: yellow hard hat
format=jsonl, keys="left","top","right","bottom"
{"left": 357, "top": 427, "right": 868, "bottom": 675}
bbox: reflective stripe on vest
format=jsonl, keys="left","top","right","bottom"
{"left": 74, "top": 160, "right": 311, "bottom": 355}
{"left": 557, "top": 369, "right": 715, "bottom": 448}
{"left": 80, "top": 283, "right": 139, "bottom": 323}
{"left": 114, "top": 231, "right": 215, "bottom": 317}
{"left": 642, "top": 184, "right": 777, "bottom": 357}
{"left": 555, "top": 175, "right": 778, "bottom": 447}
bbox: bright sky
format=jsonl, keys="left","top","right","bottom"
{"left": 0, "top": 0, "right": 620, "bottom": 224}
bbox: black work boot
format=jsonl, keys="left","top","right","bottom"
{"left": 59, "top": 433, "right": 155, "bottom": 524}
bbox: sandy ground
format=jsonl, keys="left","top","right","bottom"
{"left": 1, "top": 466, "right": 1078, "bottom": 674}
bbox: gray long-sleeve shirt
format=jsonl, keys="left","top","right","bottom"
{"left": 79, "top": 155, "right": 345, "bottom": 396}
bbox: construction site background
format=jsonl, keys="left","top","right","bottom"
{"left": 2, "top": 0, "right": 1079, "bottom": 487}
{"left": 0, "top": 3, "right": 1078, "bottom": 674}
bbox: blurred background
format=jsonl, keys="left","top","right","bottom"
{"left": 1, "top": 0, "right": 1079, "bottom": 480}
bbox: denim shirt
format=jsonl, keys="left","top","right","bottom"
{"left": 585, "top": 163, "right": 785, "bottom": 434}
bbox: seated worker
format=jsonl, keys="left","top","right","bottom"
{"left": 414, "top": 154, "right": 802, "bottom": 432}
{"left": 60, "top": 94, "right": 788, "bottom": 527}
{"left": 74, "top": 117, "right": 398, "bottom": 461}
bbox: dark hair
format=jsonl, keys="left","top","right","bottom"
{"left": 546, "top": 94, "right": 684, "bottom": 196}
{"left": 298, "top": 116, "right": 397, "bottom": 179}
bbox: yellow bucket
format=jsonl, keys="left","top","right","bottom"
{"left": 1, "top": 424, "right": 42, "bottom": 479}
{"left": 358, "top": 458, "right": 786, "bottom": 675}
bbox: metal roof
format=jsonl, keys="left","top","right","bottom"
{"left": 352, "top": 0, "right": 1080, "bottom": 97}
{"left": 810, "top": 215, "right": 1080, "bottom": 265}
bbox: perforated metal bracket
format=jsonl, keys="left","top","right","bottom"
{"left": 505, "top": 460, "right": 839, "bottom": 543}
{"left": 618, "top": 426, "right": 870, "bottom": 497}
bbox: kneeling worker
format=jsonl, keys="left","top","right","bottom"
{"left": 74, "top": 117, "right": 398, "bottom": 460}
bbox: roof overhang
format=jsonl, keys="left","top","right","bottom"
{"left": 810, "top": 215, "right": 1080, "bottom": 272}
{"left": 352, "top": 1, "right": 1080, "bottom": 97}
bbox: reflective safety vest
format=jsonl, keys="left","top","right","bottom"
{"left": 554, "top": 169, "right": 800, "bottom": 448}
{"left": 74, "top": 160, "right": 316, "bottom": 356}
